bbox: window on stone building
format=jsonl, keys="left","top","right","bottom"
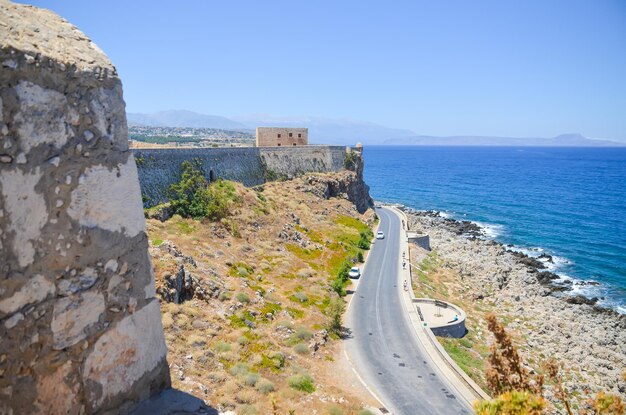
{"left": 293, "top": 143, "right": 296, "bottom": 146}
{"left": 289, "top": 133, "right": 293, "bottom": 137}
{"left": 298, "top": 133, "right": 302, "bottom": 138}
{"left": 278, "top": 143, "right": 281, "bottom": 146}
{"left": 277, "top": 133, "right": 281, "bottom": 138}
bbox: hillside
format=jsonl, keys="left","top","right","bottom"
{"left": 146, "top": 172, "right": 378, "bottom": 414}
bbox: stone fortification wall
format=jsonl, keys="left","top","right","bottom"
{"left": 134, "top": 145, "right": 349, "bottom": 206}
{"left": 134, "top": 147, "right": 265, "bottom": 207}
{"left": 0, "top": 2, "right": 169, "bottom": 414}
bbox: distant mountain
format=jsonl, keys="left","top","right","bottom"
{"left": 233, "top": 114, "right": 415, "bottom": 145}
{"left": 385, "top": 133, "right": 625, "bottom": 147}
{"left": 125, "top": 110, "right": 624, "bottom": 147}
{"left": 127, "top": 110, "right": 249, "bottom": 130}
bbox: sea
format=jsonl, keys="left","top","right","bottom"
{"left": 363, "top": 146, "right": 626, "bottom": 313}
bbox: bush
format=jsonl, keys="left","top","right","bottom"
{"left": 293, "top": 292, "right": 309, "bottom": 303}
{"left": 256, "top": 379, "right": 276, "bottom": 394}
{"left": 168, "top": 159, "right": 210, "bottom": 219}
{"left": 294, "top": 343, "right": 309, "bottom": 354}
{"left": 214, "top": 341, "right": 232, "bottom": 353}
{"left": 244, "top": 373, "right": 260, "bottom": 387}
{"left": 236, "top": 293, "right": 250, "bottom": 304}
{"left": 357, "top": 251, "right": 364, "bottom": 262}
{"left": 328, "top": 406, "right": 344, "bottom": 415}
{"left": 327, "top": 297, "right": 345, "bottom": 337}
{"left": 168, "top": 159, "right": 240, "bottom": 220}
{"left": 295, "top": 327, "right": 313, "bottom": 341}
{"left": 330, "top": 277, "right": 346, "bottom": 297}
{"left": 230, "top": 362, "right": 250, "bottom": 376}
{"left": 343, "top": 151, "right": 358, "bottom": 171}
{"left": 288, "top": 373, "right": 315, "bottom": 393}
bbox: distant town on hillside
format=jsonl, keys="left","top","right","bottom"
{"left": 127, "top": 110, "right": 625, "bottom": 147}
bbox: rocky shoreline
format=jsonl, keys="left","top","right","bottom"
{"left": 403, "top": 208, "right": 626, "bottom": 404}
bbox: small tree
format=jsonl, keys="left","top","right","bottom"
{"left": 327, "top": 296, "right": 345, "bottom": 337}
{"left": 168, "top": 159, "right": 210, "bottom": 218}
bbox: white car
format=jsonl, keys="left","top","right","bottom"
{"left": 348, "top": 267, "right": 361, "bottom": 279}
{"left": 376, "top": 231, "right": 385, "bottom": 239}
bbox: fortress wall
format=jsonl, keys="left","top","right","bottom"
{"left": 134, "top": 145, "right": 349, "bottom": 206}
{"left": 259, "top": 145, "right": 346, "bottom": 178}
{"left": 133, "top": 147, "right": 266, "bottom": 207}
{"left": 0, "top": 2, "right": 170, "bottom": 413}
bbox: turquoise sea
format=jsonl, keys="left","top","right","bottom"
{"left": 363, "top": 146, "right": 626, "bottom": 313}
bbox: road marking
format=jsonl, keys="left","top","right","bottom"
{"left": 343, "top": 349, "right": 390, "bottom": 415}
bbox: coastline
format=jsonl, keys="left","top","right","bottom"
{"left": 400, "top": 207, "right": 626, "bottom": 407}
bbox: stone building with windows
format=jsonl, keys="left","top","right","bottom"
{"left": 256, "top": 127, "right": 308, "bottom": 147}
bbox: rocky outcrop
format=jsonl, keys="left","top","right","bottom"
{"left": 0, "top": 2, "right": 169, "bottom": 413}
{"left": 300, "top": 151, "right": 372, "bottom": 214}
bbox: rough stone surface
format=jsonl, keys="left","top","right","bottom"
{"left": 0, "top": 1, "right": 170, "bottom": 413}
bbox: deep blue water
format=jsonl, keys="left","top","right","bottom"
{"left": 363, "top": 146, "right": 626, "bottom": 312}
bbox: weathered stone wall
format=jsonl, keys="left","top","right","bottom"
{"left": 0, "top": 2, "right": 170, "bottom": 413}
{"left": 255, "top": 126, "right": 308, "bottom": 147}
{"left": 134, "top": 145, "right": 348, "bottom": 206}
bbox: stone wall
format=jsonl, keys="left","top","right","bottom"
{"left": 134, "top": 145, "right": 349, "bottom": 207}
{"left": 256, "top": 126, "right": 308, "bottom": 147}
{"left": 0, "top": 2, "right": 170, "bottom": 413}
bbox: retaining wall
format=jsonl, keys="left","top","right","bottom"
{"left": 134, "top": 145, "right": 348, "bottom": 206}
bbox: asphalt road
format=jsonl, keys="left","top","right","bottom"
{"left": 345, "top": 207, "right": 472, "bottom": 415}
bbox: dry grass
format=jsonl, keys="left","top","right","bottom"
{"left": 148, "top": 176, "right": 377, "bottom": 414}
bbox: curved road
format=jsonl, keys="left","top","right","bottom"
{"left": 345, "top": 207, "right": 472, "bottom": 415}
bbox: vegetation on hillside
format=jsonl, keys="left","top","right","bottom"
{"left": 168, "top": 159, "right": 241, "bottom": 220}
{"left": 147, "top": 172, "right": 378, "bottom": 414}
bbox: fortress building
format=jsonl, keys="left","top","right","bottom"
{"left": 256, "top": 127, "right": 308, "bottom": 147}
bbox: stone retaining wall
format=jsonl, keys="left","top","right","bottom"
{"left": 0, "top": 2, "right": 170, "bottom": 413}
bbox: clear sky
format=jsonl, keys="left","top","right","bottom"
{"left": 21, "top": 0, "right": 626, "bottom": 141}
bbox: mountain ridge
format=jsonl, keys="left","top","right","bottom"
{"left": 126, "top": 110, "right": 625, "bottom": 147}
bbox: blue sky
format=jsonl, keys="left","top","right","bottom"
{"left": 22, "top": 1, "right": 626, "bottom": 141}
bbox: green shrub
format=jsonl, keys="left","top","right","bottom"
{"left": 256, "top": 379, "right": 275, "bottom": 394}
{"left": 167, "top": 159, "right": 240, "bottom": 220}
{"left": 293, "top": 292, "right": 309, "bottom": 303}
{"left": 236, "top": 293, "right": 251, "bottom": 304}
{"left": 244, "top": 372, "right": 260, "bottom": 386}
{"left": 328, "top": 405, "right": 344, "bottom": 415}
{"left": 294, "top": 343, "right": 309, "bottom": 354}
{"left": 214, "top": 341, "right": 232, "bottom": 353}
{"left": 288, "top": 373, "right": 315, "bottom": 393}
{"left": 330, "top": 277, "right": 346, "bottom": 297}
{"left": 230, "top": 362, "right": 250, "bottom": 376}
{"left": 327, "top": 296, "right": 345, "bottom": 337}
{"left": 343, "top": 151, "right": 358, "bottom": 171}
{"left": 168, "top": 159, "right": 210, "bottom": 219}
{"left": 357, "top": 251, "right": 364, "bottom": 262}
{"left": 295, "top": 327, "right": 313, "bottom": 341}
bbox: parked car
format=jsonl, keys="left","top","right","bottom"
{"left": 376, "top": 231, "right": 385, "bottom": 239}
{"left": 348, "top": 267, "right": 361, "bottom": 279}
